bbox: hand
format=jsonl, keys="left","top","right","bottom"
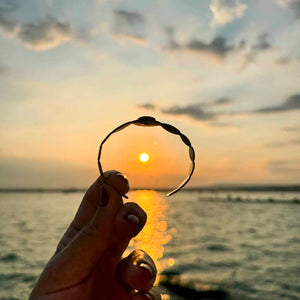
{"left": 30, "top": 170, "right": 161, "bottom": 300}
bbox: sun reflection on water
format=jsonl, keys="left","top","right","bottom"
{"left": 125, "top": 190, "right": 173, "bottom": 283}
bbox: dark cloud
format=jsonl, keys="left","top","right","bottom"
{"left": 138, "top": 103, "right": 156, "bottom": 110}
{"left": 239, "top": 39, "right": 246, "bottom": 49}
{"left": 0, "top": 0, "right": 18, "bottom": 34}
{"left": 254, "top": 94, "right": 300, "bottom": 113}
{"left": 162, "top": 103, "right": 216, "bottom": 121}
{"left": 113, "top": 9, "right": 146, "bottom": 43}
{"left": 0, "top": 6, "right": 85, "bottom": 51}
{"left": 114, "top": 10, "right": 143, "bottom": 26}
{"left": 160, "top": 94, "right": 300, "bottom": 124}
{"left": 167, "top": 36, "right": 235, "bottom": 61}
{"left": 252, "top": 33, "right": 271, "bottom": 51}
{"left": 187, "top": 37, "right": 234, "bottom": 58}
{"left": 211, "top": 97, "right": 233, "bottom": 105}
{"left": 18, "top": 15, "right": 72, "bottom": 50}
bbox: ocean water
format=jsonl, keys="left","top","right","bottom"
{"left": 0, "top": 190, "right": 299, "bottom": 300}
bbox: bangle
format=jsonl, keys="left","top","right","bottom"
{"left": 98, "top": 116, "right": 195, "bottom": 197}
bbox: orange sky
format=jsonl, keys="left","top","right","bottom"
{"left": 0, "top": 0, "right": 299, "bottom": 188}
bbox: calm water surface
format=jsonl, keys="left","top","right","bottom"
{"left": 0, "top": 191, "right": 299, "bottom": 299}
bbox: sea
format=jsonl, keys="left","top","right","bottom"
{"left": 0, "top": 189, "right": 299, "bottom": 300}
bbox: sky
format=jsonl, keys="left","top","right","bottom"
{"left": 0, "top": 0, "right": 299, "bottom": 189}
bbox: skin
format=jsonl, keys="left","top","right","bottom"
{"left": 30, "top": 170, "right": 161, "bottom": 300}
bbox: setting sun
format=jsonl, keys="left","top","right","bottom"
{"left": 139, "top": 153, "right": 150, "bottom": 163}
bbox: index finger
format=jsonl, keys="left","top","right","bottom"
{"left": 55, "top": 170, "right": 129, "bottom": 254}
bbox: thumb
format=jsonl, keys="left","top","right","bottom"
{"left": 36, "top": 172, "right": 129, "bottom": 294}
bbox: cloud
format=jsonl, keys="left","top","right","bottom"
{"left": 211, "top": 97, "right": 234, "bottom": 106}
{"left": 187, "top": 37, "right": 234, "bottom": 59}
{"left": 18, "top": 15, "right": 72, "bottom": 51}
{"left": 240, "top": 33, "right": 272, "bottom": 70}
{"left": 277, "top": 0, "right": 300, "bottom": 19}
{"left": 113, "top": 9, "right": 146, "bottom": 44}
{"left": 166, "top": 36, "right": 235, "bottom": 62}
{"left": 0, "top": 1, "right": 18, "bottom": 35}
{"left": 138, "top": 103, "right": 156, "bottom": 110}
{"left": 252, "top": 33, "right": 272, "bottom": 51}
{"left": 210, "top": 0, "right": 247, "bottom": 26}
{"left": 254, "top": 94, "right": 300, "bottom": 113}
{"left": 162, "top": 103, "right": 216, "bottom": 121}
{"left": 0, "top": 6, "right": 84, "bottom": 51}
{"left": 160, "top": 94, "right": 300, "bottom": 124}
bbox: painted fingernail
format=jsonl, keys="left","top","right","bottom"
{"left": 116, "top": 172, "right": 127, "bottom": 180}
{"left": 116, "top": 172, "right": 129, "bottom": 186}
{"left": 138, "top": 262, "right": 155, "bottom": 278}
{"left": 127, "top": 214, "right": 139, "bottom": 227}
{"left": 100, "top": 186, "right": 109, "bottom": 207}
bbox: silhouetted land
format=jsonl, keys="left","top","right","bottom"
{"left": 0, "top": 184, "right": 299, "bottom": 193}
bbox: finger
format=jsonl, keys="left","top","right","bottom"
{"left": 132, "top": 288, "right": 162, "bottom": 300}
{"left": 109, "top": 202, "right": 147, "bottom": 259}
{"left": 118, "top": 249, "right": 157, "bottom": 292}
{"left": 55, "top": 170, "right": 129, "bottom": 254}
{"left": 36, "top": 172, "right": 129, "bottom": 294}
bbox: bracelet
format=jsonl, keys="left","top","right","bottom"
{"left": 98, "top": 116, "right": 195, "bottom": 197}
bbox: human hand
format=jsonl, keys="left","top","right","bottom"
{"left": 30, "top": 170, "right": 161, "bottom": 300}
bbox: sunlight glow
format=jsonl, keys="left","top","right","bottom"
{"left": 139, "top": 152, "right": 150, "bottom": 163}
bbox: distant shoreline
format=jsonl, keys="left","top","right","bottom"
{"left": 1, "top": 185, "right": 299, "bottom": 193}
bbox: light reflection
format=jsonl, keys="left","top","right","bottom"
{"left": 126, "top": 190, "right": 173, "bottom": 282}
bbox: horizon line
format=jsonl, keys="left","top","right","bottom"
{"left": 0, "top": 183, "right": 299, "bottom": 193}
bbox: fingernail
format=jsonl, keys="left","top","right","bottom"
{"left": 100, "top": 186, "right": 109, "bottom": 207}
{"left": 116, "top": 172, "right": 129, "bottom": 187}
{"left": 127, "top": 214, "right": 139, "bottom": 227}
{"left": 116, "top": 172, "right": 127, "bottom": 180}
{"left": 138, "top": 262, "right": 155, "bottom": 278}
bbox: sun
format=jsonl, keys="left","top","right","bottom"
{"left": 139, "top": 152, "right": 150, "bottom": 163}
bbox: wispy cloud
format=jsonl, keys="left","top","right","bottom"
{"left": 165, "top": 36, "right": 235, "bottom": 62}
{"left": 254, "top": 94, "right": 300, "bottom": 113}
{"left": 0, "top": 5, "right": 86, "bottom": 51}
{"left": 0, "top": 1, "right": 18, "bottom": 36}
{"left": 209, "top": 97, "right": 234, "bottom": 106}
{"left": 160, "top": 94, "right": 300, "bottom": 124}
{"left": 210, "top": 0, "right": 247, "bottom": 26}
{"left": 240, "top": 33, "right": 272, "bottom": 70}
{"left": 113, "top": 9, "right": 146, "bottom": 44}
{"left": 187, "top": 37, "right": 234, "bottom": 59}
{"left": 138, "top": 103, "right": 156, "bottom": 110}
{"left": 277, "top": 0, "right": 300, "bottom": 19}
{"left": 18, "top": 16, "right": 72, "bottom": 51}
{"left": 161, "top": 103, "right": 217, "bottom": 121}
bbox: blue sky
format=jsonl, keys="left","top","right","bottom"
{"left": 0, "top": 0, "right": 299, "bottom": 188}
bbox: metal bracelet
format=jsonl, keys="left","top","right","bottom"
{"left": 98, "top": 116, "right": 195, "bottom": 197}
